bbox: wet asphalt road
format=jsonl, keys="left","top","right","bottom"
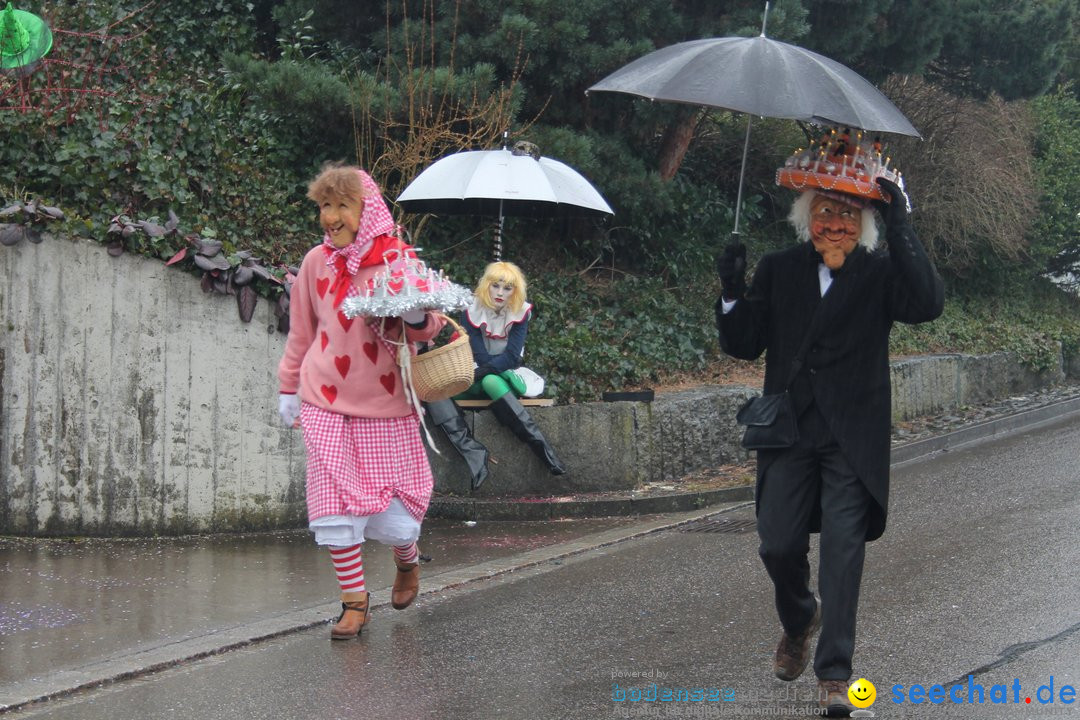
{"left": 6, "top": 415, "right": 1080, "bottom": 719}
{"left": 0, "top": 517, "right": 640, "bottom": 687}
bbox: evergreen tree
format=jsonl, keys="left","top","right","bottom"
{"left": 927, "top": 0, "right": 1078, "bottom": 100}
{"left": 806, "top": 0, "right": 952, "bottom": 81}
{"left": 228, "top": 0, "right": 1078, "bottom": 274}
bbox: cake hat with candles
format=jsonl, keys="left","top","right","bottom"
{"left": 775, "top": 127, "right": 910, "bottom": 213}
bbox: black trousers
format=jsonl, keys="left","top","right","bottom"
{"left": 756, "top": 403, "right": 872, "bottom": 681}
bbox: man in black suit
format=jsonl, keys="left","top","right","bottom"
{"left": 716, "top": 172, "right": 944, "bottom": 715}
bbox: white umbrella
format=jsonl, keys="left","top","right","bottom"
{"left": 397, "top": 143, "right": 613, "bottom": 259}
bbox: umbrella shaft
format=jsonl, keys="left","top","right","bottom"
{"left": 733, "top": 115, "right": 753, "bottom": 235}
{"left": 495, "top": 199, "right": 504, "bottom": 261}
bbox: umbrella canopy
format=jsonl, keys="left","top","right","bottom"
{"left": 587, "top": 35, "right": 919, "bottom": 138}
{"left": 587, "top": 4, "right": 919, "bottom": 236}
{"left": 397, "top": 145, "right": 613, "bottom": 259}
{"left": 397, "top": 148, "right": 614, "bottom": 220}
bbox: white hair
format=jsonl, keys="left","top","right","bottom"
{"left": 787, "top": 190, "right": 879, "bottom": 251}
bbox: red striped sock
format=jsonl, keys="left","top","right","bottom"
{"left": 392, "top": 542, "right": 419, "bottom": 566}
{"left": 329, "top": 544, "right": 365, "bottom": 593}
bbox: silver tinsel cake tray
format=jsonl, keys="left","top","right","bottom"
{"left": 341, "top": 250, "right": 473, "bottom": 319}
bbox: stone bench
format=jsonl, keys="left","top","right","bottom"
{"left": 454, "top": 398, "right": 555, "bottom": 409}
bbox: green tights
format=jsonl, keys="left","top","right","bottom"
{"left": 455, "top": 370, "right": 527, "bottom": 401}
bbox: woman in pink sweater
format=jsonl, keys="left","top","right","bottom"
{"left": 277, "top": 164, "right": 445, "bottom": 640}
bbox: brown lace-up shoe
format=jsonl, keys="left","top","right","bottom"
{"left": 330, "top": 591, "right": 369, "bottom": 640}
{"left": 819, "top": 679, "right": 856, "bottom": 717}
{"left": 391, "top": 562, "right": 420, "bottom": 610}
{"left": 773, "top": 598, "right": 821, "bottom": 681}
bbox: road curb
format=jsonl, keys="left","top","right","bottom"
{"left": 890, "top": 395, "right": 1080, "bottom": 466}
{"left": 429, "top": 485, "right": 754, "bottom": 521}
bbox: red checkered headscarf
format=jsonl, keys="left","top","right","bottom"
{"left": 322, "top": 170, "right": 413, "bottom": 307}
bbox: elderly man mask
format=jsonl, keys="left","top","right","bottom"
{"left": 810, "top": 195, "right": 861, "bottom": 269}
{"left": 787, "top": 189, "right": 880, "bottom": 272}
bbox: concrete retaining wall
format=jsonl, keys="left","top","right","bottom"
{"left": 437, "top": 347, "right": 1074, "bottom": 496}
{"left": 425, "top": 385, "right": 758, "bottom": 496}
{"left": 890, "top": 351, "right": 1067, "bottom": 421}
{"left": 0, "top": 236, "right": 306, "bottom": 535}
{"left": 2, "top": 236, "right": 1076, "bottom": 534}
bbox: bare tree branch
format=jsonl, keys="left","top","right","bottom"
{"left": 883, "top": 76, "right": 1037, "bottom": 276}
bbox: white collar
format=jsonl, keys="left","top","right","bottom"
{"left": 466, "top": 300, "right": 532, "bottom": 338}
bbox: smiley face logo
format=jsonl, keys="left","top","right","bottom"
{"left": 848, "top": 678, "right": 876, "bottom": 708}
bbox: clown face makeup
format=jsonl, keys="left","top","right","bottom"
{"left": 488, "top": 280, "right": 514, "bottom": 309}
{"left": 809, "top": 195, "right": 862, "bottom": 270}
{"left": 319, "top": 194, "right": 364, "bottom": 248}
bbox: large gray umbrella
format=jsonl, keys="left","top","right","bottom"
{"left": 587, "top": 3, "right": 919, "bottom": 236}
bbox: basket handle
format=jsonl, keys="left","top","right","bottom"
{"left": 432, "top": 312, "right": 467, "bottom": 346}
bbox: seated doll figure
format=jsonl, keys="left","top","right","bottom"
{"left": 425, "top": 261, "right": 566, "bottom": 486}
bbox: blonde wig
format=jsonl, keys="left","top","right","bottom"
{"left": 307, "top": 163, "right": 368, "bottom": 204}
{"left": 788, "top": 190, "right": 879, "bottom": 251}
{"left": 474, "top": 261, "right": 528, "bottom": 313}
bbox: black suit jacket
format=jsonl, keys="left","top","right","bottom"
{"left": 717, "top": 229, "right": 944, "bottom": 541}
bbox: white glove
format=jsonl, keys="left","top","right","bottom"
{"left": 278, "top": 394, "right": 300, "bottom": 428}
{"left": 400, "top": 309, "right": 426, "bottom": 326}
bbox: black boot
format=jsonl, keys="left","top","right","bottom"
{"left": 426, "top": 399, "right": 490, "bottom": 490}
{"left": 489, "top": 394, "right": 567, "bottom": 476}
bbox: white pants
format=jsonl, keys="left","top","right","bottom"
{"left": 309, "top": 498, "right": 421, "bottom": 546}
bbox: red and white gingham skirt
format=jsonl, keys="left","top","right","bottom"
{"left": 300, "top": 403, "right": 433, "bottom": 523}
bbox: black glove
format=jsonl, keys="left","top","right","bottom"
{"left": 473, "top": 366, "right": 496, "bottom": 382}
{"left": 716, "top": 242, "right": 747, "bottom": 301}
{"left": 872, "top": 177, "right": 910, "bottom": 232}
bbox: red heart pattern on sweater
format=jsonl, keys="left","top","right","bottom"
{"left": 338, "top": 311, "right": 354, "bottom": 332}
{"left": 320, "top": 331, "right": 329, "bottom": 352}
{"left": 334, "top": 354, "right": 351, "bottom": 379}
{"left": 320, "top": 384, "right": 337, "bottom": 404}
{"left": 363, "top": 341, "right": 379, "bottom": 364}
{"left": 379, "top": 372, "right": 395, "bottom": 395}
{"left": 316, "top": 277, "right": 329, "bottom": 299}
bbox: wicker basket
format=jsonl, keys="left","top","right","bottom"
{"left": 412, "top": 314, "right": 475, "bottom": 402}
